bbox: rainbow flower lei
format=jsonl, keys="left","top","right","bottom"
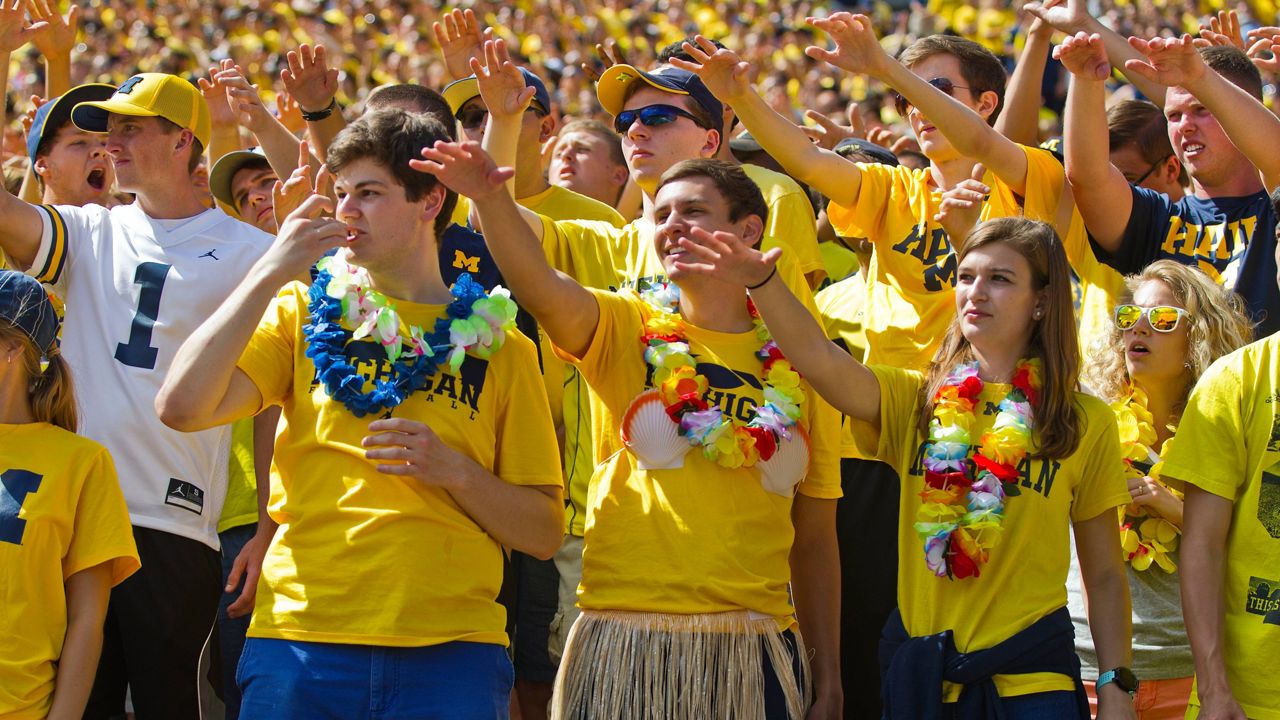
{"left": 1113, "top": 386, "right": 1181, "bottom": 573}
{"left": 916, "top": 359, "right": 1041, "bottom": 580}
{"left": 638, "top": 283, "right": 804, "bottom": 469}
{"left": 304, "top": 254, "right": 517, "bottom": 417}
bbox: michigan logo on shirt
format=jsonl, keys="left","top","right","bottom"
{"left": 890, "top": 223, "right": 957, "bottom": 292}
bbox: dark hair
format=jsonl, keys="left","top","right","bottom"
{"left": 1107, "top": 100, "right": 1188, "bottom": 187}
{"left": 657, "top": 37, "right": 728, "bottom": 64}
{"left": 156, "top": 116, "right": 205, "bottom": 174}
{"left": 558, "top": 119, "right": 626, "bottom": 168}
{"left": 656, "top": 158, "right": 768, "bottom": 228}
{"left": 366, "top": 84, "right": 457, "bottom": 140}
{"left": 1200, "top": 46, "right": 1263, "bottom": 101}
{"left": 919, "top": 218, "right": 1081, "bottom": 459}
{"left": 326, "top": 108, "right": 457, "bottom": 237}
{"left": 899, "top": 35, "right": 1007, "bottom": 127}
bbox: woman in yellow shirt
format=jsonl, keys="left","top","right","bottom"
{"left": 0, "top": 271, "right": 138, "bottom": 720}
{"left": 676, "top": 217, "right": 1138, "bottom": 720}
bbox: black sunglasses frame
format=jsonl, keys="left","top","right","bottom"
{"left": 613, "top": 103, "right": 705, "bottom": 134}
{"left": 893, "top": 77, "right": 971, "bottom": 116}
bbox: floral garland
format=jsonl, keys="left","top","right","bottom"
{"left": 303, "top": 254, "right": 517, "bottom": 417}
{"left": 638, "top": 283, "right": 804, "bottom": 469}
{"left": 916, "top": 360, "right": 1041, "bottom": 580}
{"left": 1112, "top": 386, "right": 1182, "bottom": 573}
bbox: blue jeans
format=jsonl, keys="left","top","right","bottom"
{"left": 215, "top": 523, "right": 256, "bottom": 720}
{"left": 237, "top": 637, "right": 513, "bottom": 720}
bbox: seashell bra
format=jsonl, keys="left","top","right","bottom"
{"left": 620, "top": 390, "right": 810, "bottom": 496}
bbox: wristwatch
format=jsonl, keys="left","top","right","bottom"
{"left": 1096, "top": 667, "right": 1140, "bottom": 697}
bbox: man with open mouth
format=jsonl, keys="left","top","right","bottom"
{"left": 26, "top": 83, "right": 118, "bottom": 208}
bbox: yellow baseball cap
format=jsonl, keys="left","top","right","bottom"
{"left": 72, "top": 73, "right": 211, "bottom": 148}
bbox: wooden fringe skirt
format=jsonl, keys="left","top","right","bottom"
{"left": 550, "top": 609, "right": 811, "bottom": 719}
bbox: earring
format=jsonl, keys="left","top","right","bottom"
{"left": 1033, "top": 310, "right": 1043, "bottom": 320}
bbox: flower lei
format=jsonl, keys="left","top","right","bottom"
{"left": 303, "top": 254, "right": 518, "bottom": 417}
{"left": 638, "top": 282, "right": 804, "bottom": 469}
{"left": 916, "top": 359, "right": 1042, "bottom": 580}
{"left": 1113, "top": 386, "right": 1182, "bottom": 573}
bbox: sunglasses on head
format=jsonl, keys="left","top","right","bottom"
{"left": 1114, "top": 304, "right": 1191, "bottom": 333}
{"left": 613, "top": 104, "right": 704, "bottom": 134}
{"left": 893, "top": 77, "right": 971, "bottom": 116}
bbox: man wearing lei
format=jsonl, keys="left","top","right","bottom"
{"left": 156, "top": 109, "right": 565, "bottom": 716}
{"left": 414, "top": 64, "right": 843, "bottom": 715}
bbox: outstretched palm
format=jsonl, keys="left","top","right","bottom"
{"left": 1125, "top": 35, "right": 1206, "bottom": 88}
{"left": 805, "top": 12, "right": 890, "bottom": 78}
{"left": 411, "top": 140, "right": 515, "bottom": 202}
{"left": 666, "top": 35, "right": 752, "bottom": 104}
{"left": 473, "top": 39, "right": 535, "bottom": 118}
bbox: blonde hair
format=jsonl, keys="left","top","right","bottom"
{"left": 919, "top": 218, "right": 1081, "bottom": 460}
{"left": 1082, "top": 260, "right": 1253, "bottom": 407}
{"left": 0, "top": 323, "right": 77, "bottom": 432}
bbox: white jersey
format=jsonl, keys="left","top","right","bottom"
{"left": 29, "top": 202, "right": 270, "bottom": 549}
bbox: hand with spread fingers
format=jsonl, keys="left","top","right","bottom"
{"left": 281, "top": 43, "right": 340, "bottom": 115}
{"left": 1195, "top": 10, "right": 1245, "bottom": 50}
{"left": 933, "top": 163, "right": 988, "bottom": 244}
{"left": 362, "top": 418, "right": 473, "bottom": 488}
{"left": 580, "top": 38, "right": 628, "bottom": 83}
{"left": 276, "top": 91, "right": 306, "bottom": 135}
{"left": 433, "top": 8, "right": 490, "bottom": 82}
{"left": 1125, "top": 34, "right": 1207, "bottom": 89}
{"left": 1245, "top": 26, "right": 1280, "bottom": 74}
{"left": 272, "top": 138, "right": 333, "bottom": 232}
{"left": 0, "top": 0, "right": 47, "bottom": 55}
{"left": 410, "top": 140, "right": 515, "bottom": 202}
{"left": 217, "top": 66, "right": 274, "bottom": 135}
{"left": 804, "top": 12, "right": 892, "bottom": 79}
{"left": 801, "top": 104, "right": 862, "bottom": 151}
{"left": 471, "top": 38, "right": 536, "bottom": 120}
{"left": 668, "top": 224, "right": 782, "bottom": 290}
{"left": 262, "top": 184, "right": 345, "bottom": 282}
{"left": 198, "top": 59, "right": 240, "bottom": 129}
{"left": 27, "top": 0, "right": 77, "bottom": 60}
{"left": 666, "top": 35, "right": 754, "bottom": 105}
{"left": 1053, "top": 31, "right": 1112, "bottom": 81}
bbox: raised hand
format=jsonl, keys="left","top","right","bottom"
{"left": 805, "top": 12, "right": 892, "bottom": 78}
{"left": 263, "top": 188, "right": 346, "bottom": 281}
{"left": 667, "top": 35, "right": 754, "bottom": 104}
{"left": 410, "top": 139, "right": 515, "bottom": 201}
{"left": 28, "top": 0, "right": 77, "bottom": 60}
{"left": 1126, "top": 34, "right": 1206, "bottom": 89}
{"left": 1022, "top": 0, "right": 1090, "bottom": 35}
{"left": 1053, "top": 32, "right": 1111, "bottom": 81}
{"left": 19, "top": 94, "right": 47, "bottom": 137}
{"left": 580, "top": 38, "right": 628, "bottom": 83}
{"left": 272, "top": 138, "right": 332, "bottom": 229}
{"left": 281, "top": 43, "right": 340, "bottom": 114}
{"left": 1195, "top": 10, "right": 1245, "bottom": 50}
{"left": 0, "top": 0, "right": 47, "bottom": 55}
{"left": 217, "top": 66, "right": 273, "bottom": 134}
{"left": 801, "top": 104, "right": 861, "bottom": 151}
{"left": 432, "top": 8, "right": 488, "bottom": 81}
{"left": 1245, "top": 27, "right": 1280, "bottom": 74}
{"left": 933, "top": 163, "right": 988, "bottom": 244}
{"left": 471, "top": 38, "right": 535, "bottom": 119}
{"left": 197, "top": 60, "right": 239, "bottom": 129}
{"left": 275, "top": 91, "right": 305, "bottom": 135}
{"left": 669, "top": 224, "right": 782, "bottom": 289}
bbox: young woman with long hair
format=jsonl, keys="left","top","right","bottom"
{"left": 0, "top": 271, "right": 137, "bottom": 719}
{"left": 1068, "top": 260, "right": 1252, "bottom": 718}
{"left": 676, "top": 216, "right": 1138, "bottom": 720}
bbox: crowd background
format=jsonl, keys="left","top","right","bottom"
{"left": 3, "top": 0, "right": 1279, "bottom": 178}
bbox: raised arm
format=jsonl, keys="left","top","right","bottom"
{"left": 281, "top": 44, "right": 345, "bottom": 160}
{"left": 432, "top": 8, "right": 489, "bottom": 83}
{"left": 995, "top": 17, "right": 1052, "bottom": 146}
{"left": 414, "top": 140, "right": 599, "bottom": 360}
{"left": 0, "top": 2, "right": 48, "bottom": 269}
{"left": 1060, "top": 32, "right": 1135, "bottom": 252}
{"left": 28, "top": 0, "right": 75, "bottom": 99}
{"left": 218, "top": 66, "right": 308, "bottom": 181}
{"left": 668, "top": 36, "right": 864, "bottom": 207}
{"left": 198, "top": 60, "right": 247, "bottom": 169}
{"left": 1127, "top": 33, "right": 1280, "bottom": 190}
{"left": 1024, "top": 0, "right": 1168, "bottom": 104}
{"left": 669, "top": 223, "right": 882, "bottom": 425}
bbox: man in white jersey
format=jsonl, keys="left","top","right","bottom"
{"left": 0, "top": 72, "right": 272, "bottom": 718}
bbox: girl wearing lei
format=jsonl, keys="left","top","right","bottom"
{"left": 0, "top": 271, "right": 138, "bottom": 719}
{"left": 674, "top": 215, "right": 1139, "bottom": 720}
{"left": 1068, "top": 260, "right": 1251, "bottom": 718}
{"left": 417, "top": 137, "right": 842, "bottom": 716}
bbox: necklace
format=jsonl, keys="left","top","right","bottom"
{"left": 1113, "top": 386, "right": 1181, "bottom": 572}
{"left": 303, "top": 254, "right": 517, "bottom": 417}
{"left": 637, "top": 283, "right": 804, "bottom": 469}
{"left": 916, "top": 359, "right": 1041, "bottom": 580}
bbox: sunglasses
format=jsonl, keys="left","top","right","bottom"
{"left": 1125, "top": 153, "right": 1173, "bottom": 187}
{"left": 613, "top": 104, "right": 705, "bottom": 134}
{"left": 1114, "top": 304, "right": 1191, "bottom": 333}
{"left": 893, "top": 77, "right": 971, "bottom": 116}
{"left": 455, "top": 103, "right": 544, "bottom": 131}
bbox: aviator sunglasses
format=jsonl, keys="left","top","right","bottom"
{"left": 613, "top": 104, "right": 705, "bottom": 134}
{"left": 893, "top": 77, "right": 971, "bottom": 116}
{"left": 1114, "top": 304, "right": 1191, "bottom": 333}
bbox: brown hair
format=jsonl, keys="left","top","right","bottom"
{"left": 1083, "top": 260, "right": 1253, "bottom": 408}
{"left": 919, "top": 218, "right": 1081, "bottom": 459}
{"left": 656, "top": 158, "right": 768, "bottom": 229}
{"left": 326, "top": 108, "right": 457, "bottom": 237}
{"left": 0, "top": 323, "right": 77, "bottom": 432}
{"left": 899, "top": 35, "right": 1007, "bottom": 127}
{"left": 558, "top": 119, "right": 626, "bottom": 169}
{"left": 366, "top": 84, "right": 457, "bottom": 140}
{"left": 1200, "top": 46, "right": 1263, "bottom": 101}
{"left": 1107, "top": 99, "right": 1188, "bottom": 187}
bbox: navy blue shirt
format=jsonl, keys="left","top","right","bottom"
{"left": 438, "top": 222, "right": 543, "bottom": 365}
{"left": 1098, "top": 185, "right": 1280, "bottom": 338}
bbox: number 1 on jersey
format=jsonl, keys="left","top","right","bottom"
{"left": 115, "top": 262, "right": 172, "bottom": 369}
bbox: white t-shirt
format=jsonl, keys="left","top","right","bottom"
{"left": 28, "top": 202, "right": 270, "bottom": 549}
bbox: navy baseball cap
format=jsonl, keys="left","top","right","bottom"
{"left": 27, "top": 83, "right": 117, "bottom": 163}
{"left": 596, "top": 64, "right": 724, "bottom": 134}
{"left": 0, "top": 271, "right": 59, "bottom": 356}
{"left": 442, "top": 67, "right": 552, "bottom": 115}
{"left": 833, "top": 137, "right": 900, "bottom": 167}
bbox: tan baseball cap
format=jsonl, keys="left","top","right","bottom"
{"left": 72, "top": 73, "right": 211, "bottom": 148}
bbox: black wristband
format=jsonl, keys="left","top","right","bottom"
{"left": 746, "top": 266, "right": 777, "bottom": 291}
{"left": 300, "top": 97, "right": 339, "bottom": 122}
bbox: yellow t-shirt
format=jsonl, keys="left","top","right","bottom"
{"left": 236, "top": 281, "right": 562, "bottom": 647}
{"left": 741, "top": 163, "right": 825, "bottom": 282}
{"left": 814, "top": 273, "right": 869, "bottom": 459}
{"left": 827, "top": 145, "right": 1067, "bottom": 372}
{"left": 1058, "top": 205, "right": 1127, "bottom": 366}
{"left": 454, "top": 183, "right": 626, "bottom": 229}
{"left": 217, "top": 417, "right": 258, "bottom": 534}
{"left": 851, "top": 366, "right": 1129, "bottom": 699}
{"left": 559, "top": 289, "right": 842, "bottom": 623}
{"left": 0, "top": 424, "right": 139, "bottom": 719}
{"left": 543, "top": 216, "right": 820, "bottom": 536}
{"left": 1160, "top": 334, "right": 1280, "bottom": 720}
{"left": 819, "top": 241, "right": 860, "bottom": 285}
